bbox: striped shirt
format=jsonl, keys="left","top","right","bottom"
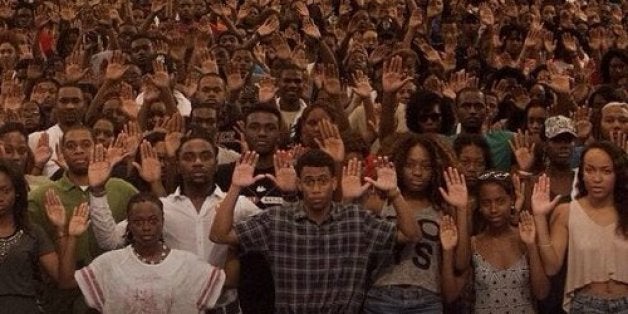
{"left": 234, "top": 202, "right": 397, "bottom": 313}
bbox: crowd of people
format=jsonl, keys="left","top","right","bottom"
{"left": 0, "top": 0, "right": 626, "bottom": 313}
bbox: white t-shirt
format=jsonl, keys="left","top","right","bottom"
{"left": 75, "top": 246, "right": 225, "bottom": 314}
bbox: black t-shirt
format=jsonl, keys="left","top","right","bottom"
{"left": 215, "top": 162, "right": 284, "bottom": 209}
{"left": 215, "top": 162, "right": 279, "bottom": 314}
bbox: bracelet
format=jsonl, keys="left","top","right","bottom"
{"left": 539, "top": 242, "right": 552, "bottom": 247}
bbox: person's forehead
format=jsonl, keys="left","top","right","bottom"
{"left": 58, "top": 87, "right": 83, "bottom": 97}
{"left": 180, "top": 139, "right": 214, "bottom": 153}
{"left": 300, "top": 166, "right": 333, "bottom": 177}
{"left": 459, "top": 90, "right": 485, "bottom": 103}
{"left": 1, "top": 131, "right": 27, "bottom": 143}
{"left": 0, "top": 42, "right": 15, "bottom": 49}
{"left": 65, "top": 129, "right": 93, "bottom": 141}
{"left": 132, "top": 38, "right": 152, "bottom": 46}
{"left": 200, "top": 76, "right": 224, "bottom": 87}
{"left": 281, "top": 70, "right": 303, "bottom": 79}
{"left": 129, "top": 201, "right": 161, "bottom": 217}
{"left": 94, "top": 119, "right": 114, "bottom": 129}
{"left": 247, "top": 111, "right": 279, "bottom": 124}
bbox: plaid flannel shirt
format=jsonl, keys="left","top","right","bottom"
{"left": 234, "top": 201, "right": 397, "bottom": 313}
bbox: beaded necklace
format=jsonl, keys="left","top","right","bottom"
{"left": 132, "top": 243, "right": 169, "bottom": 265}
{"left": 0, "top": 229, "right": 23, "bottom": 263}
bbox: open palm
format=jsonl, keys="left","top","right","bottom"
{"left": 531, "top": 174, "right": 561, "bottom": 216}
{"left": 44, "top": 189, "right": 66, "bottom": 230}
{"left": 68, "top": 203, "right": 90, "bottom": 237}
{"left": 439, "top": 167, "right": 468, "bottom": 209}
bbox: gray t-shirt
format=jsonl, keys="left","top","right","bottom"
{"left": 373, "top": 206, "right": 442, "bottom": 294}
{"left": 0, "top": 224, "right": 54, "bottom": 312}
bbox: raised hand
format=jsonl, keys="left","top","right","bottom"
{"left": 226, "top": 65, "right": 245, "bottom": 93}
{"left": 408, "top": 8, "right": 424, "bottom": 28}
{"left": 267, "top": 150, "right": 298, "bottom": 193}
{"left": 509, "top": 130, "right": 536, "bottom": 172}
{"left": 195, "top": 48, "right": 219, "bottom": 75}
{"left": 314, "top": 119, "right": 345, "bottom": 163}
{"left": 518, "top": 211, "right": 536, "bottom": 245}
{"left": 342, "top": 158, "right": 371, "bottom": 200}
{"left": 149, "top": 59, "right": 170, "bottom": 89}
{"left": 258, "top": 76, "right": 278, "bottom": 103}
{"left": 291, "top": 45, "right": 309, "bottom": 70}
{"left": 531, "top": 174, "right": 561, "bottom": 216}
{"left": 64, "top": 46, "right": 88, "bottom": 83}
{"left": 561, "top": 33, "right": 578, "bottom": 52}
{"left": 232, "top": 152, "right": 266, "bottom": 188}
{"left": 257, "top": 15, "right": 279, "bottom": 37}
{"left": 132, "top": 141, "right": 162, "bottom": 184}
{"left": 2, "top": 81, "right": 24, "bottom": 111}
{"left": 543, "top": 30, "right": 557, "bottom": 54}
{"left": 68, "top": 202, "right": 90, "bottom": 237}
{"left": 302, "top": 17, "right": 321, "bottom": 39}
{"left": 350, "top": 70, "right": 373, "bottom": 99}
{"left": 233, "top": 121, "right": 249, "bottom": 154}
{"left": 44, "top": 189, "right": 67, "bottom": 231}
{"left": 33, "top": 132, "right": 52, "bottom": 169}
{"left": 438, "top": 167, "right": 468, "bottom": 209}
{"left": 88, "top": 144, "right": 115, "bottom": 189}
{"left": 479, "top": 3, "right": 494, "bottom": 26}
{"left": 572, "top": 106, "right": 592, "bottom": 140}
{"left": 123, "top": 121, "right": 142, "bottom": 157}
{"left": 293, "top": 1, "right": 309, "bottom": 16}
{"left": 119, "top": 83, "right": 138, "bottom": 120}
{"left": 164, "top": 113, "right": 184, "bottom": 158}
{"left": 105, "top": 50, "right": 129, "bottom": 81}
{"left": 270, "top": 33, "right": 291, "bottom": 60}
{"left": 382, "top": 55, "right": 412, "bottom": 94}
{"left": 322, "top": 64, "right": 342, "bottom": 96}
{"left": 439, "top": 215, "right": 458, "bottom": 251}
{"left": 610, "top": 131, "right": 628, "bottom": 154}
{"left": 364, "top": 156, "right": 398, "bottom": 193}
{"left": 369, "top": 45, "right": 390, "bottom": 65}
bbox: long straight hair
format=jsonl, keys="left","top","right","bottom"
{"left": 576, "top": 142, "right": 628, "bottom": 237}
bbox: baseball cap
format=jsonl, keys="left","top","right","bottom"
{"left": 545, "top": 115, "right": 577, "bottom": 139}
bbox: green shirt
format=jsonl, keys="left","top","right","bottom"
{"left": 28, "top": 175, "right": 138, "bottom": 264}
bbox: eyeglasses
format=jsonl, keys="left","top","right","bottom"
{"left": 478, "top": 171, "right": 510, "bottom": 181}
{"left": 418, "top": 112, "right": 441, "bottom": 122}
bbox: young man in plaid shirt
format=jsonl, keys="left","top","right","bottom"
{"left": 211, "top": 149, "right": 421, "bottom": 313}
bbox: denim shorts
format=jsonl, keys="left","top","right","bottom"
{"left": 570, "top": 293, "right": 628, "bottom": 314}
{"left": 363, "top": 285, "right": 443, "bottom": 314}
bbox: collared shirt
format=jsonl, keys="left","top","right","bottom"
{"left": 28, "top": 124, "right": 63, "bottom": 178}
{"left": 161, "top": 186, "right": 260, "bottom": 266}
{"left": 234, "top": 202, "right": 397, "bottom": 313}
{"left": 28, "top": 174, "right": 138, "bottom": 264}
